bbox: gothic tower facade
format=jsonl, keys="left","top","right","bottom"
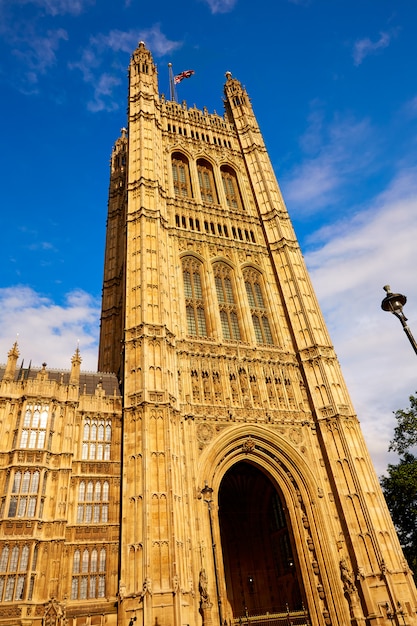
{"left": 0, "top": 40, "right": 416, "bottom": 626}
{"left": 98, "top": 42, "right": 417, "bottom": 626}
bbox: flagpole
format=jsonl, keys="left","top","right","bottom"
{"left": 168, "top": 63, "right": 177, "bottom": 102}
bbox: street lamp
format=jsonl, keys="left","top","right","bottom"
{"left": 201, "top": 482, "right": 223, "bottom": 626}
{"left": 381, "top": 285, "right": 417, "bottom": 356}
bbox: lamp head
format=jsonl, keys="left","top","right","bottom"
{"left": 381, "top": 285, "right": 407, "bottom": 319}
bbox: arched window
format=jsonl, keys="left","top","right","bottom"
{"left": 71, "top": 548, "right": 106, "bottom": 600}
{"left": 213, "top": 263, "right": 241, "bottom": 341}
{"left": 243, "top": 269, "right": 274, "bottom": 345}
{"left": 0, "top": 546, "right": 9, "bottom": 571}
{"left": 77, "top": 480, "right": 109, "bottom": 524}
{"left": 0, "top": 544, "right": 31, "bottom": 602}
{"left": 8, "top": 470, "right": 40, "bottom": 518}
{"left": 172, "top": 152, "right": 192, "bottom": 198}
{"left": 20, "top": 403, "right": 49, "bottom": 449}
{"left": 73, "top": 550, "right": 80, "bottom": 573}
{"left": 82, "top": 417, "right": 112, "bottom": 460}
{"left": 197, "top": 159, "right": 218, "bottom": 204}
{"left": 220, "top": 165, "right": 243, "bottom": 210}
{"left": 182, "top": 257, "right": 208, "bottom": 337}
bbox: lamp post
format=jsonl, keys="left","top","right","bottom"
{"left": 201, "top": 482, "right": 223, "bottom": 626}
{"left": 381, "top": 285, "right": 417, "bottom": 356}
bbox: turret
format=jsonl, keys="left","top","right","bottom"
{"left": 98, "top": 127, "right": 128, "bottom": 377}
{"left": 110, "top": 127, "right": 127, "bottom": 183}
{"left": 2, "top": 340, "right": 19, "bottom": 381}
{"left": 69, "top": 346, "right": 82, "bottom": 385}
{"left": 129, "top": 40, "right": 158, "bottom": 95}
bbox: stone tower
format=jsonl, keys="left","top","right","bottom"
{"left": 97, "top": 41, "right": 417, "bottom": 626}
{"left": 0, "top": 40, "right": 416, "bottom": 626}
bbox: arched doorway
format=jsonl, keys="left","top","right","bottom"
{"left": 218, "top": 461, "right": 304, "bottom": 620}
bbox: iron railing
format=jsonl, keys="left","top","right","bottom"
{"left": 232, "top": 607, "right": 310, "bottom": 626}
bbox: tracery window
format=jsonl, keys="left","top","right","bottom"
{"left": 220, "top": 165, "right": 242, "bottom": 210}
{"left": 8, "top": 470, "right": 40, "bottom": 518}
{"left": 0, "top": 544, "right": 30, "bottom": 602}
{"left": 71, "top": 548, "right": 106, "bottom": 600}
{"left": 77, "top": 481, "right": 109, "bottom": 524}
{"left": 82, "top": 417, "right": 112, "bottom": 460}
{"left": 20, "top": 403, "right": 49, "bottom": 449}
{"left": 172, "top": 152, "right": 192, "bottom": 198}
{"left": 243, "top": 268, "right": 274, "bottom": 345}
{"left": 197, "top": 159, "right": 218, "bottom": 204}
{"left": 213, "top": 263, "right": 241, "bottom": 341}
{"left": 182, "top": 257, "right": 208, "bottom": 337}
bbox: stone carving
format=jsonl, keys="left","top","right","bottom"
{"left": 141, "top": 577, "right": 153, "bottom": 598}
{"left": 242, "top": 437, "right": 255, "bottom": 453}
{"left": 197, "top": 422, "right": 214, "bottom": 444}
{"left": 43, "top": 597, "right": 65, "bottom": 626}
{"left": 340, "top": 558, "right": 356, "bottom": 594}
{"left": 199, "top": 568, "right": 211, "bottom": 608}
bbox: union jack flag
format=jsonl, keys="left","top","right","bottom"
{"left": 174, "top": 69, "right": 195, "bottom": 84}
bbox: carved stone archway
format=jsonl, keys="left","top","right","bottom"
{"left": 218, "top": 461, "right": 303, "bottom": 619}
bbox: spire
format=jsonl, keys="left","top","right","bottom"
{"left": 223, "top": 70, "right": 252, "bottom": 121}
{"left": 2, "top": 340, "right": 20, "bottom": 382}
{"left": 69, "top": 345, "right": 82, "bottom": 385}
{"left": 129, "top": 40, "right": 158, "bottom": 94}
{"left": 111, "top": 127, "right": 128, "bottom": 177}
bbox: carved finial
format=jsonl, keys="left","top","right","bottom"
{"left": 37, "top": 361, "right": 47, "bottom": 380}
{"left": 9, "top": 341, "right": 19, "bottom": 357}
{"left": 2, "top": 339, "right": 20, "bottom": 381}
{"left": 69, "top": 345, "right": 82, "bottom": 385}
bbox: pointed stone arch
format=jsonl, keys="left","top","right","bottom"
{"left": 171, "top": 151, "right": 193, "bottom": 199}
{"left": 196, "top": 424, "right": 351, "bottom": 625}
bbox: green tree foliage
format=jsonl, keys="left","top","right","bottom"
{"left": 380, "top": 452, "right": 417, "bottom": 577}
{"left": 380, "top": 393, "right": 417, "bottom": 580}
{"left": 388, "top": 393, "right": 417, "bottom": 455}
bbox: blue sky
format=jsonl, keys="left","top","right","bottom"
{"left": 1, "top": 0, "right": 417, "bottom": 473}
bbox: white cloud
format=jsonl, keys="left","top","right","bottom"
{"left": 69, "top": 25, "right": 182, "bottom": 111}
{"left": 0, "top": 286, "right": 100, "bottom": 371}
{"left": 11, "top": 27, "right": 68, "bottom": 89}
{"left": 0, "top": 0, "right": 85, "bottom": 92}
{"left": 282, "top": 109, "right": 376, "bottom": 214}
{"left": 8, "top": 0, "right": 93, "bottom": 16}
{"left": 87, "top": 73, "right": 122, "bottom": 113}
{"left": 85, "top": 26, "right": 181, "bottom": 59}
{"left": 353, "top": 31, "right": 391, "bottom": 66}
{"left": 202, "top": 0, "right": 237, "bottom": 14}
{"left": 28, "top": 241, "right": 57, "bottom": 252}
{"left": 401, "top": 95, "right": 417, "bottom": 120}
{"left": 305, "top": 167, "right": 417, "bottom": 475}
